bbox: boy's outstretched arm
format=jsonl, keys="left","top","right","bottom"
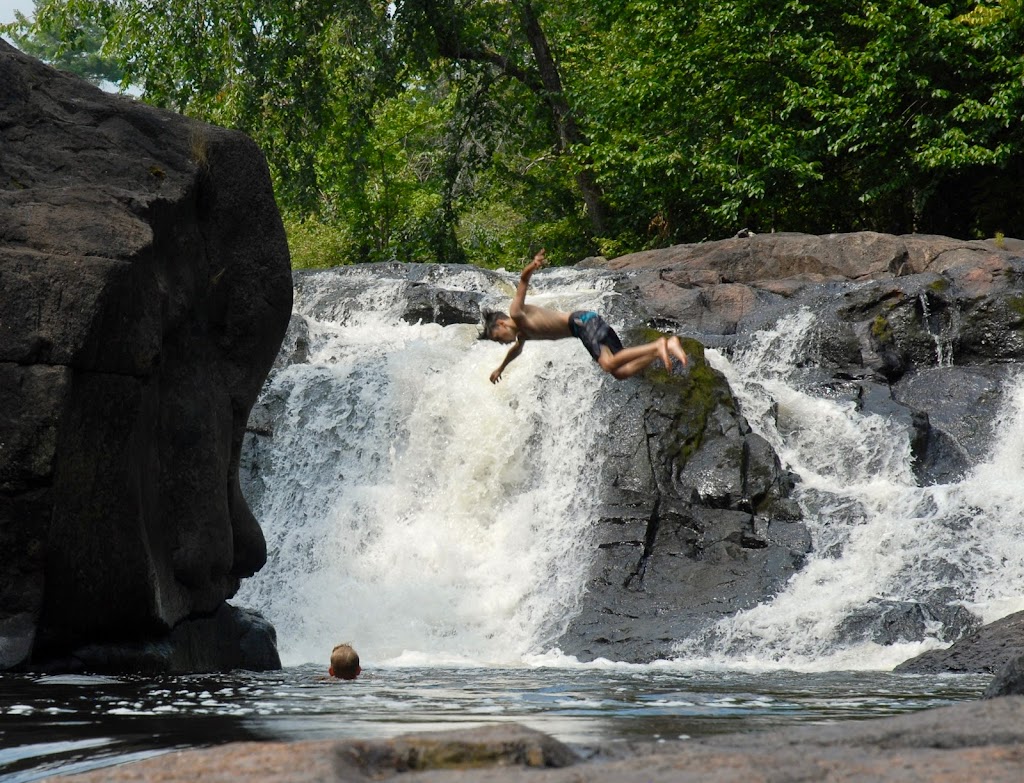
{"left": 490, "top": 337, "right": 525, "bottom": 384}
{"left": 510, "top": 249, "right": 546, "bottom": 319}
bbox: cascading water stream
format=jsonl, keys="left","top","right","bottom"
{"left": 236, "top": 268, "right": 616, "bottom": 667}
{"left": 919, "top": 292, "right": 957, "bottom": 367}
{"left": 675, "top": 309, "right": 1024, "bottom": 671}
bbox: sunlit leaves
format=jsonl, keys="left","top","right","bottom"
{"left": 1, "top": 0, "right": 122, "bottom": 83}
{"left": 572, "top": 0, "right": 1024, "bottom": 240}
{"left": 10, "top": 0, "right": 1024, "bottom": 261}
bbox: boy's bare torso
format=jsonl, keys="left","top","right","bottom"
{"left": 512, "top": 303, "right": 573, "bottom": 340}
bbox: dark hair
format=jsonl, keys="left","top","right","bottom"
{"left": 479, "top": 310, "right": 509, "bottom": 340}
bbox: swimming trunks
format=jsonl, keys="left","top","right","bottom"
{"left": 569, "top": 311, "right": 623, "bottom": 362}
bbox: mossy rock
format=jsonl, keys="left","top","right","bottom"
{"left": 1008, "top": 294, "right": 1024, "bottom": 321}
{"left": 644, "top": 333, "right": 734, "bottom": 469}
{"left": 871, "top": 314, "right": 894, "bottom": 345}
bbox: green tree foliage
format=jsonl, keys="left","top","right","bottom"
{"left": 7, "top": 0, "right": 1024, "bottom": 264}
{"left": 1, "top": 0, "right": 122, "bottom": 84}
{"left": 577, "top": 0, "right": 1024, "bottom": 242}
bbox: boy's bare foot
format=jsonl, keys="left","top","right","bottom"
{"left": 657, "top": 337, "right": 672, "bottom": 370}
{"left": 667, "top": 336, "right": 688, "bottom": 367}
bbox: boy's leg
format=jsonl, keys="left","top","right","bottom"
{"left": 667, "top": 336, "right": 688, "bottom": 366}
{"left": 597, "top": 339, "right": 666, "bottom": 379}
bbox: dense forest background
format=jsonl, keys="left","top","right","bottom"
{"left": 4, "top": 0, "right": 1023, "bottom": 268}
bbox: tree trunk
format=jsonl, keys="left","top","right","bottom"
{"left": 424, "top": 0, "right": 609, "bottom": 235}
{"left": 516, "top": 0, "right": 608, "bottom": 235}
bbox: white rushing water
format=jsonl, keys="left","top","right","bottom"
{"left": 236, "top": 267, "right": 617, "bottom": 667}
{"left": 674, "top": 309, "right": 1024, "bottom": 671}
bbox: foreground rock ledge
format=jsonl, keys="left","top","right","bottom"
{"left": 46, "top": 697, "right": 1024, "bottom": 782}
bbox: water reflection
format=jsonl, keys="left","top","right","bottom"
{"left": 0, "top": 666, "right": 988, "bottom": 782}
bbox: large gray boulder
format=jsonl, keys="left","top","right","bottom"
{"left": 574, "top": 231, "right": 1024, "bottom": 661}
{"left": 0, "top": 42, "right": 291, "bottom": 672}
{"left": 555, "top": 338, "right": 808, "bottom": 662}
{"left": 590, "top": 232, "right": 1024, "bottom": 493}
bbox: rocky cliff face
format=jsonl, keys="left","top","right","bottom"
{"left": 565, "top": 231, "right": 1024, "bottom": 661}
{"left": 557, "top": 336, "right": 808, "bottom": 662}
{"left": 0, "top": 42, "right": 292, "bottom": 672}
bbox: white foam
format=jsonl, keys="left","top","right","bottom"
{"left": 671, "top": 309, "right": 1024, "bottom": 671}
{"left": 238, "top": 269, "right": 615, "bottom": 667}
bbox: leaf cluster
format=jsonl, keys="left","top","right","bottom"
{"left": 8, "top": 0, "right": 1024, "bottom": 266}
{"left": 576, "top": 0, "right": 1024, "bottom": 241}
{"left": 2, "top": 0, "right": 122, "bottom": 84}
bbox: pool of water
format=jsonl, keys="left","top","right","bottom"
{"left": 0, "top": 665, "right": 988, "bottom": 781}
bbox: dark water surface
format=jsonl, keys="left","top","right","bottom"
{"left": 0, "top": 666, "right": 988, "bottom": 782}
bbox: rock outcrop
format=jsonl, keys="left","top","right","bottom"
{"left": 558, "top": 336, "right": 808, "bottom": 662}
{"left": 568, "top": 231, "right": 1024, "bottom": 660}
{"left": 0, "top": 42, "right": 291, "bottom": 672}
{"left": 45, "top": 698, "right": 1024, "bottom": 783}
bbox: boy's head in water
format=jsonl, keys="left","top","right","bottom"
{"left": 329, "top": 643, "right": 361, "bottom": 680}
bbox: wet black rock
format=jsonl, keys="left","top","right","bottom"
{"left": 896, "top": 610, "right": 1024, "bottom": 675}
{"left": 836, "top": 597, "right": 981, "bottom": 648}
{"left": 401, "top": 283, "right": 485, "bottom": 326}
{"left": 291, "top": 263, "right": 502, "bottom": 327}
{"left": 555, "top": 340, "right": 810, "bottom": 662}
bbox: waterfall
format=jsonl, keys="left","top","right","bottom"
{"left": 239, "top": 265, "right": 1024, "bottom": 673}
{"left": 675, "top": 309, "right": 1024, "bottom": 671}
{"left": 919, "top": 292, "right": 957, "bottom": 367}
{"left": 236, "top": 267, "right": 616, "bottom": 667}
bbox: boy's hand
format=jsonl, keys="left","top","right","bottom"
{"left": 523, "top": 248, "right": 546, "bottom": 275}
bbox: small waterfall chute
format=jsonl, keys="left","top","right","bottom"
{"left": 674, "top": 309, "right": 1024, "bottom": 670}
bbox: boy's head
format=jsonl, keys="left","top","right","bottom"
{"left": 329, "top": 643, "right": 361, "bottom": 680}
{"left": 480, "top": 310, "right": 516, "bottom": 343}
